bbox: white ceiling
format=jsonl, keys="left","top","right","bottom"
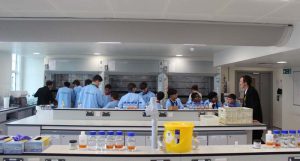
{"left": 0, "top": 0, "right": 299, "bottom": 24}
{"left": 0, "top": 42, "right": 230, "bottom": 59}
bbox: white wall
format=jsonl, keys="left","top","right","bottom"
{"left": 168, "top": 58, "right": 215, "bottom": 74}
{"left": 21, "top": 56, "right": 45, "bottom": 97}
{"left": 0, "top": 53, "right": 12, "bottom": 106}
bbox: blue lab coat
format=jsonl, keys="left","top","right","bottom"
{"left": 139, "top": 91, "right": 155, "bottom": 104}
{"left": 79, "top": 84, "right": 104, "bottom": 108}
{"left": 103, "top": 100, "right": 119, "bottom": 109}
{"left": 118, "top": 92, "right": 146, "bottom": 109}
{"left": 73, "top": 86, "right": 82, "bottom": 108}
{"left": 165, "top": 98, "right": 184, "bottom": 109}
{"left": 56, "top": 87, "right": 75, "bottom": 108}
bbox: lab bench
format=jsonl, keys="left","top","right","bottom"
{"left": 6, "top": 108, "right": 266, "bottom": 146}
{"left": 0, "top": 106, "right": 36, "bottom": 135}
{"left": 1, "top": 145, "right": 300, "bottom": 161}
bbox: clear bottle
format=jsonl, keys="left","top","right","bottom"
{"left": 273, "top": 130, "right": 281, "bottom": 148}
{"left": 115, "top": 131, "right": 124, "bottom": 150}
{"left": 97, "top": 131, "right": 106, "bottom": 151}
{"left": 298, "top": 130, "right": 300, "bottom": 147}
{"left": 87, "top": 131, "right": 97, "bottom": 151}
{"left": 289, "top": 130, "right": 297, "bottom": 148}
{"left": 106, "top": 131, "right": 115, "bottom": 150}
{"left": 79, "top": 131, "right": 87, "bottom": 149}
{"left": 175, "top": 130, "right": 180, "bottom": 144}
{"left": 281, "top": 130, "right": 289, "bottom": 148}
{"left": 127, "top": 132, "right": 136, "bottom": 151}
{"left": 265, "top": 130, "right": 274, "bottom": 147}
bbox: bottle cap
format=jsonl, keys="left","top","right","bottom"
{"left": 273, "top": 130, "right": 280, "bottom": 134}
{"left": 298, "top": 130, "right": 300, "bottom": 134}
{"left": 128, "top": 132, "right": 135, "bottom": 137}
{"left": 98, "top": 131, "right": 106, "bottom": 135}
{"left": 107, "top": 131, "right": 114, "bottom": 135}
{"left": 175, "top": 130, "right": 180, "bottom": 135}
{"left": 116, "top": 131, "right": 123, "bottom": 136}
{"left": 81, "top": 131, "right": 86, "bottom": 135}
{"left": 267, "top": 130, "right": 272, "bottom": 134}
{"left": 89, "top": 131, "right": 96, "bottom": 135}
{"left": 281, "top": 130, "right": 288, "bottom": 134}
{"left": 289, "top": 130, "right": 296, "bottom": 134}
{"left": 69, "top": 140, "right": 77, "bottom": 143}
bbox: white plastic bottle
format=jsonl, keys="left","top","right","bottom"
{"left": 265, "top": 130, "right": 274, "bottom": 147}
{"left": 79, "top": 131, "right": 88, "bottom": 149}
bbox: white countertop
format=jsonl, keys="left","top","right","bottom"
{"left": 0, "top": 106, "right": 35, "bottom": 113}
{"left": 30, "top": 145, "right": 300, "bottom": 156}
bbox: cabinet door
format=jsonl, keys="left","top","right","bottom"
{"left": 227, "top": 135, "right": 247, "bottom": 145}
{"left": 195, "top": 135, "right": 208, "bottom": 146}
{"left": 208, "top": 135, "right": 227, "bottom": 145}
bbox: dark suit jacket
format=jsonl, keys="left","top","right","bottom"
{"left": 34, "top": 86, "right": 54, "bottom": 105}
{"left": 242, "top": 86, "right": 263, "bottom": 122}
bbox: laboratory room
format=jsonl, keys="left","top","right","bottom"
{"left": 1, "top": 1, "right": 300, "bottom": 161}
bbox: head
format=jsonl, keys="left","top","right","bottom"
{"left": 139, "top": 82, "right": 148, "bottom": 93}
{"left": 92, "top": 75, "right": 103, "bottom": 87}
{"left": 208, "top": 92, "right": 218, "bottom": 103}
{"left": 127, "top": 83, "right": 137, "bottom": 92}
{"left": 168, "top": 88, "right": 178, "bottom": 101}
{"left": 191, "top": 92, "right": 201, "bottom": 103}
{"left": 227, "top": 94, "right": 237, "bottom": 104}
{"left": 84, "top": 79, "right": 92, "bottom": 86}
{"left": 64, "top": 81, "right": 71, "bottom": 88}
{"left": 46, "top": 80, "right": 53, "bottom": 89}
{"left": 104, "top": 84, "right": 112, "bottom": 95}
{"left": 111, "top": 92, "right": 119, "bottom": 101}
{"left": 72, "top": 80, "right": 80, "bottom": 87}
{"left": 191, "top": 85, "right": 199, "bottom": 92}
{"left": 240, "top": 75, "right": 252, "bottom": 90}
{"left": 156, "top": 91, "right": 165, "bottom": 101}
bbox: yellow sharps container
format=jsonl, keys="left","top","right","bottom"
{"left": 164, "top": 122, "right": 194, "bottom": 153}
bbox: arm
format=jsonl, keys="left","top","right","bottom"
{"left": 118, "top": 97, "right": 124, "bottom": 109}
{"left": 177, "top": 99, "right": 184, "bottom": 109}
{"left": 138, "top": 95, "right": 146, "bottom": 109}
{"left": 165, "top": 100, "right": 171, "bottom": 109}
{"left": 33, "top": 88, "right": 40, "bottom": 97}
{"left": 96, "top": 91, "right": 104, "bottom": 108}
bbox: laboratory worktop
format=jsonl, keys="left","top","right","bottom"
{"left": 0, "top": 106, "right": 35, "bottom": 113}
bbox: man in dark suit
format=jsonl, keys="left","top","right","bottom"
{"left": 34, "top": 80, "right": 54, "bottom": 105}
{"left": 240, "top": 75, "right": 263, "bottom": 141}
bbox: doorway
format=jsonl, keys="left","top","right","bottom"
{"left": 235, "top": 71, "right": 273, "bottom": 128}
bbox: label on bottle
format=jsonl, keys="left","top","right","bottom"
{"left": 165, "top": 131, "right": 174, "bottom": 144}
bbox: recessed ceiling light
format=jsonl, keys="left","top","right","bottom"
{"left": 184, "top": 44, "right": 207, "bottom": 46}
{"left": 97, "top": 42, "right": 122, "bottom": 44}
{"left": 33, "top": 52, "right": 40, "bottom": 55}
{"left": 176, "top": 55, "right": 183, "bottom": 57}
{"left": 190, "top": 47, "right": 195, "bottom": 52}
{"left": 94, "top": 53, "right": 101, "bottom": 55}
{"left": 277, "top": 61, "right": 287, "bottom": 64}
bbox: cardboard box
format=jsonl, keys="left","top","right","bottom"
{"left": 24, "top": 136, "right": 51, "bottom": 152}
{"left": 3, "top": 140, "right": 28, "bottom": 154}
{"left": 0, "top": 136, "right": 12, "bottom": 153}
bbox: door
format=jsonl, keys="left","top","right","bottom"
{"left": 235, "top": 71, "right": 273, "bottom": 128}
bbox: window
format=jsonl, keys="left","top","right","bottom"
{"left": 11, "top": 53, "right": 18, "bottom": 91}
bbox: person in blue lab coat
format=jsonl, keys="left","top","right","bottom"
{"left": 118, "top": 83, "right": 146, "bottom": 109}
{"left": 224, "top": 94, "right": 240, "bottom": 107}
{"left": 78, "top": 79, "right": 93, "bottom": 107}
{"left": 56, "top": 81, "right": 75, "bottom": 108}
{"left": 72, "top": 80, "right": 82, "bottom": 108}
{"left": 79, "top": 75, "right": 105, "bottom": 108}
{"left": 165, "top": 88, "right": 184, "bottom": 110}
{"left": 139, "top": 82, "right": 155, "bottom": 105}
{"left": 203, "top": 92, "right": 222, "bottom": 109}
{"left": 186, "top": 93, "right": 204, "bottom": 109}
{"left": 104, "top": 92, "right": 119, "bottom": 109}
{"left": 103, "top": 84, "right": 112, "bottom": 107}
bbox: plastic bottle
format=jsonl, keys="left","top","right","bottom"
{"left": 87, "top": 131, "right": 97, "bottom": 150}
{"left": 79, "top": 131, "right": 87, "bottom": 149}
{"left": 297, "top": 130, "right": 300, "bottom": 147}
{"left": 115, "top": 131, "right": 124, "bottom": 150}
{"left": 289, "top": 130, "right": 297, "bottom": 148}
{"left": 273, "top": 130, "right": 281, "bottom": 148}
{"left": 175, "top": 130, "right": 180, "bottom": 144}
{"left": 106, "top": 131, "right": 115, "bottom": 150}
{"left": 265, "top": 130, "right": 274, "bottom": 146}
{"left": 281, "top": 130, "right": 289, "bottom": 148}
{"left": 127, "top": 132, "right": 136, "bottom": 151}
{"left": 97, "top": 131, "right": 106, "bottom": 151}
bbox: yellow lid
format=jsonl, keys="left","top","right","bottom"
{"left": 164, "top": 121, "right": 194, "bottom": 128}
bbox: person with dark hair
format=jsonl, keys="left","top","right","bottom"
{"left": 34, "top": 80, "right": 54, "bottom": 105}
{"left": 165, "top": 88, "right": 184, "bottom": 110}
{"left": 79, "top": 75, "right": 105, "bottom": 108}
{"left": 224, "top": 94, "right": 240, "bottom": 107}
{"left": 204, "top": 91, "right": 222, "bottom": 109}
{"left": 139, "top": 82, "right": 155, "bottom": 104}
{"left": 118, "top": 83, "right": 145, "bottom": 109}
{"left": 84, "top": 79, "right": 92, "bottom": 86}
{"left": 72, "top": 80, "right": 82, "bottom": 108}
{"left": 186, "top": 92, "right": 204, "bottom": 109}
{"left": 104, "top": 92, "right": 119, "bottom": 109}
{"left": 187, "top": 85, "right": 202, "bottom": 103}
{"left": 240, "top": 75, "right": 263, "bottom": 141}
{"left": 103, "top": 84, "right": 112, "bottom": 107}
{"left": 155, "top": 91, "right": 165, "bottom": 109}
{"left": 56, "top": 81, "right": 74, "bottom": 108}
